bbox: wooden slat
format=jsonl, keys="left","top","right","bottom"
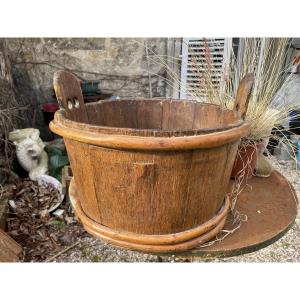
{"left": 187, "top": 40, "right": 225, "bottom": 45}
{"left": 137, "top": 100, "right": 162, "bottom": 130}
{"left": 187, "top": 83, "right": 221, "bottom": 87}
{"left": 86, "top": 101, "right": 105, "bottom": 126}
{"left": 0, "top": 229, "right": 22, "bottom": 262}
{"left": 53, "top": 71, "right": 89, "bottom": 123}
{"left": 188, "top": 51, "right": 225, "bottom": 56}
{"left": 182, "top": 38, "right": 228, "bottom": 100}
{"left": 181, "top": 145, "right": 230, "bottom": 228}
{"left": 167, "top": 101, "right": 195, "bottom": 130}
{"left": 187, "top": 63, "right": 224, "bottom": 67}
{"left": 64, "top": 139, "right": 101, "bottom": 222}
{"left": 88, "top": 147, "right": 135, "bottom": 231}
{"left": 187, "top": 78, "right": 221, "bottom": 82}
{"left": 51, "top": 98, "right": 249, "bottom": 238}
{"left": 188, "top": 45, "right": 225, "bottom": 49}
{"left": 234, "top": 73, "right": 255, "bottom": 119}
{"left": 187, "top": 74, "right": 222, "bottom": 77}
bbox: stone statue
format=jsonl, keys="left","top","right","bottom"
{"left": 8, "top": 129, "right": 48, "bottom": 181}
{"left": 255, "top": 139, "right": 274, "bottom": 178}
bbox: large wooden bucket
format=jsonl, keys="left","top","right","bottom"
{"left": 50, "top": 71, "right": 252, "bottom": 253}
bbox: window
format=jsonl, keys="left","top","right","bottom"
{"left": 180, "top": 38, "right": 232, "bottom": 100}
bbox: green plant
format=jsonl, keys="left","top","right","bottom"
{"left": 51, "top": 219, "right": 66, "bottom": 230}
{"left": 91, "top": 255, "right": 101, "bottom": 262}
{"left": 44, "top": 144, "right": 69, "bottom": 181}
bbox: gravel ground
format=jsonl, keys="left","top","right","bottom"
{"left": 53, "top": 158, "right": 300, "bottom": 263}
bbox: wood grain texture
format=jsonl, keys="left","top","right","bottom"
{"left": 64, "top": 139, "right": 101, "bottom": 222}
{"left": 53, "top": 71, "right": 89, "bottom": 123}
{"left": 83, "top": 99, "right": 243, "bottom": 134}
{"left": 136, "top": 100, "right": 162, "bottom": 130}
{"left": 51, "top": 72, "right": 250, "bottom": 246}
{"left": 69, "top": 171, "right": 299, "bottom": 254}
{"left": 51, "top": 98, "right": 249, "bottom": 235}
{"left": 190, "top": 171, "right": 298, "bottom": 257}
{"left": 0, "top": 229, "right": 22, "bottom": 262}
{"left": 52, "top": 99, "right": 248, "bottom": 142}
{"left": 50, "top": 111, "right": 249, "bottom": 151}
{"left": 70, "top": 179, "right": 230, "bottom": 245}
{"left": 234, "top": 73, "right": 255, "bottom": 119}
{"left": 64, "top": 139, "right": 239, "bottom": 235}
{"left": 85, "top": 215, "right": 226, "bottom": 253}
{"left": 69, "top": 178, "right": 229, "bottom": 252}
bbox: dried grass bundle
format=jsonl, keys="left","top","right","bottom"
{"left": 225, "top": 38, "right": 297, "bottom": 142}
{"left": 146, "top": 38, "right": 300, "bottom": 143}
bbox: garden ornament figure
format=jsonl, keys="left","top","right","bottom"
{"left": 9, "top": 129, "right": 48, "bottom": 181}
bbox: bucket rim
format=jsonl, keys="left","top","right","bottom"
{"left": 50, "top": 99, "right": 250, "bottom": 150}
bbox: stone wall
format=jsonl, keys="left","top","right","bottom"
{"left": 5, "top": 38, "right": 180, "bottom": 139}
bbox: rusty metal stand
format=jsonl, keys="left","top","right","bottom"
{"left": 184, "top": 170, "right": 298, "bottom": 258}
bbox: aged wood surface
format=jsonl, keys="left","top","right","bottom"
{"left": 0, "top": 228, "right": 22, "bottom": 262}
{"left": 50, "top": 113, "right": 249, "bottom": 151}
{"left": 61, "top": 165, "right": 73, "bottom": 196}
{"left": 58, "top": 99, "right": 245, "bottom": 135}
{"left": 53, "top": 71, "right": 89, "bottom": 123}
{"left": 64, "top": 139, "right": 101, "bottom": 222}
{"left": 51, "top": 71, "right": 253, "bottom": 252}
{"left": 70, "top": 179, "right": 230, "bottom": 245}
{"left": 234, "top": 73, "right": 255, "bottom": 119}
{"left": 188, "top": 171, "right": 298, "bottom": 257}
{"left": 63, "top": 139, "right": 239, "bottom": 235}
{"left": 69, "top": 178, "right": 228, "bottom": 252}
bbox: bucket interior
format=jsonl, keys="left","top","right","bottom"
{"left": 81, "top": 99, "right": 241, "bottom": 134}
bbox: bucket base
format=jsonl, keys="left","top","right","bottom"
{"left": 69, "top": 178, "right": 230, "bottom": 253}
{"left": 69, "top": 171, "right": 298, "bottom": 256}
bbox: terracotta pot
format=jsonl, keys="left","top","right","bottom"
{"left": 231, "top": 141, "right": 260, "bottom": 179}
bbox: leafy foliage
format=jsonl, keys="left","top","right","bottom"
{"left": 44, "top": 144, "right": 69, "bottom": 181}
